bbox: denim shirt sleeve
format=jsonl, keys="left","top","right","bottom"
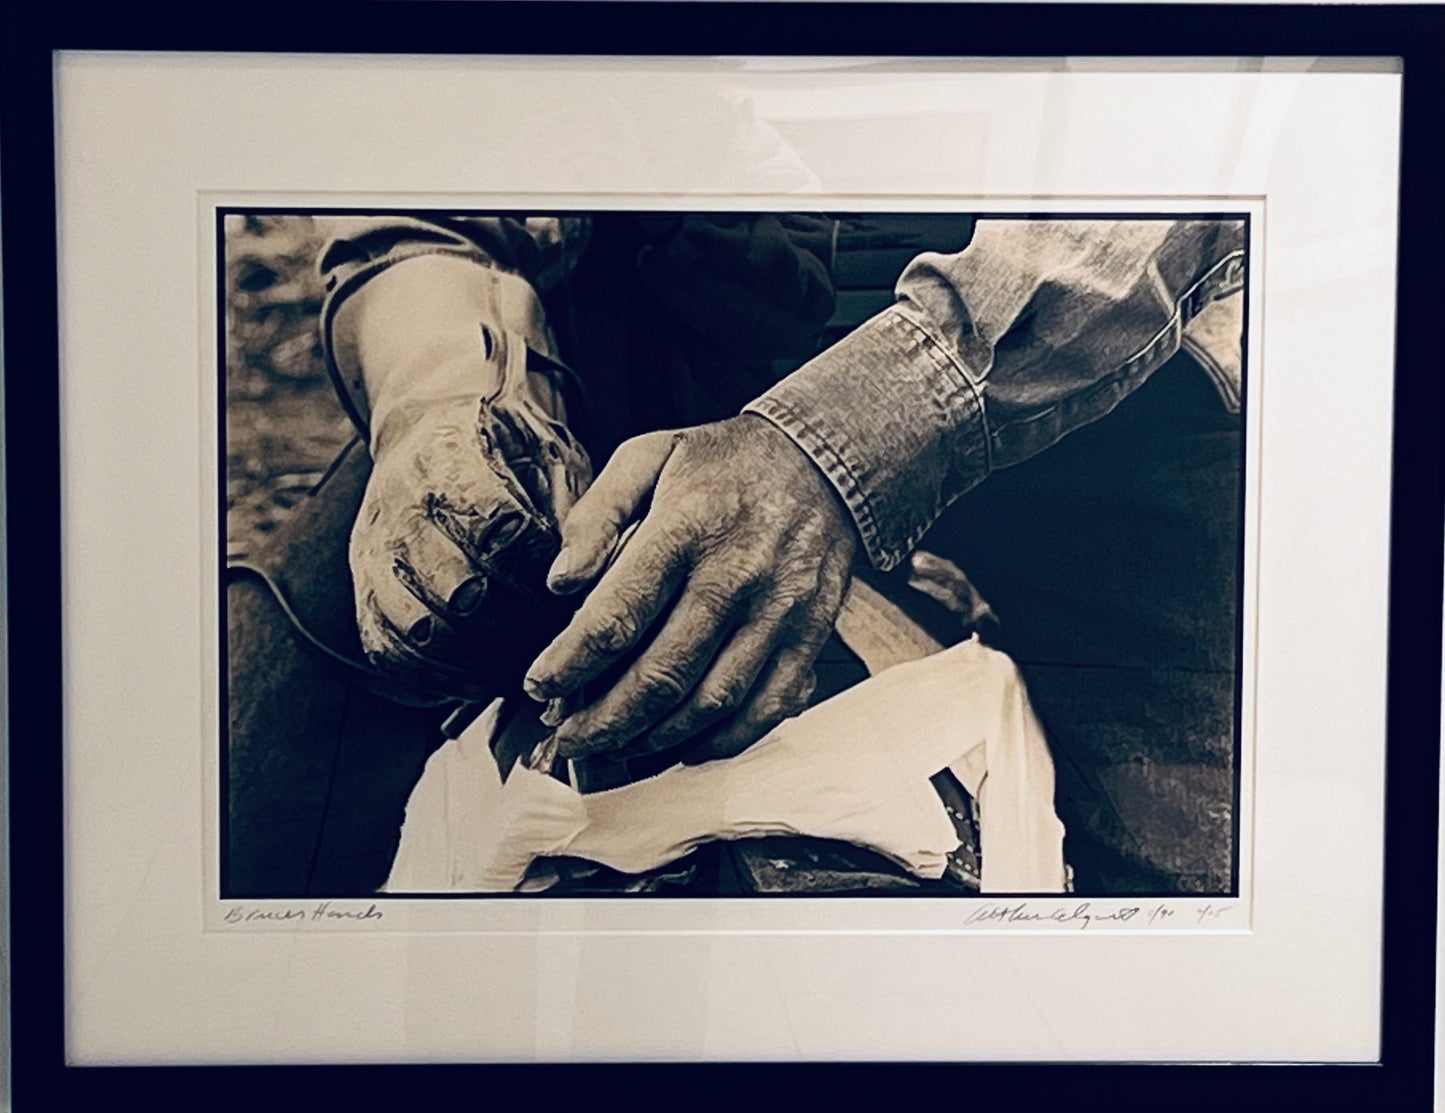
{"left": 744, "top": 218, "right": 1247, "bottom": 571}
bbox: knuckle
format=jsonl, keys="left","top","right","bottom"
{"left": 687, "top": 577, "right": 741, "bottom": 620}
{"left": 619, "top": 428, "right": 679, "bottom": 469}
{"left": 694, "top": 677, "right": 747, "bottom": 716}
{"left": 750, "top": 694, "right": 789, "bottom": 725}
{"left": 349, "top": 559, "right": 377, "bottom": 597}
{"left": 754, "top": 588, "right": 809, "bottom": 627}
{"left": 784, "top": 687, "right": 814, "bottom": 717}
{"left": 729, "top": 554, "right": 774, "bottom": 591}
{"left": 635, "top": 663, "right": 692, "bottom": 708}
{"left": 772, "top": 584, "right": 812, "bottom": 612}
{"left": 614, "top": 436, "right": 653, "bottom": 466}
{"left": 796, "top": 612, "right": 836, "bottom": 648}
{"left": 348, "top": 521, "right": 379, "bottom": 563}
{"left": 580, "top": 610, "right": 641, "bottom": 656}
{"left": 772, "top": 548, "right": 826, "bottom": 588}
{"left": 616, "top": 431, "right": 655, "bottom": 459}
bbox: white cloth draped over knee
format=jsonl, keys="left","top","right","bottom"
{"left": 385, "top": 584, "right": 1069, "bottom": 895}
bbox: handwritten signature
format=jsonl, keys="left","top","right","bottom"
{"left": 223, "top": 901, "right": 384, "bottom": 926}
{"left": 963, "top": 900, "right": 1235, "bottom": 930}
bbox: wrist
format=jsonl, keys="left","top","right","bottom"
{"left": 326, "top": 252, "right": 561, "bottom": 443}
{"left": 742, "top": 306, "right": 988, "bottom": 571}
{"left": 736, "top": 412, "right": 857, "bottom": 541}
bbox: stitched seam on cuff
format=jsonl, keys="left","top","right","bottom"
{"left": 890, "top": 305, "right": 994, "bottom": 475}
{"left": 746, "top": 306, "right": 991, "bottom": 569}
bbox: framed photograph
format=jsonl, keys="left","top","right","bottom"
{"left": 5, "top": 2, "right": 1442, "bottom": 1109}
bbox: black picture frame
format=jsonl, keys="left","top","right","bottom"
{"left": 4, "top": 3, "right": 1442, "bottom": 1110}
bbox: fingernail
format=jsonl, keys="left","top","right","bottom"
{"left": 486, "top": 510, "right": 526, "bottom": 550}
{"left": 522, "top": 674, "right": 549, "bottom": 702}
{"left": 545, "top": 547, "right": 573, "bottom": 589}
{"left": 407, "top": 616, "right": 434, "bottom": 646}
{"left": 449, "top": 576, "right": 488, "bottom": 616}
{"left": 541, "top": 697, "right": 568, "bottom": 728}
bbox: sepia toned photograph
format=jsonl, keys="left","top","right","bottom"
{"left": 222, "top": 209, "right": 1248, "bottom": 901}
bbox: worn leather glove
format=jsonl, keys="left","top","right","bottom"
{"left": 337, "top": 255, "right": 592, "bottom": 699}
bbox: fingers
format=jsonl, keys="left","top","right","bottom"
{"left": 672, "top": 540, "right": 851, "bottom": 763}
{"left": 639, "top": 605, "right": 786, "bottom": 754}
{"left": 426, "top": 491, "right": 531, "bottom": 574}
{"left": 676, "top": 642, "right": 822, "bottom": 765}
{"left": 547, "top": 429, "right": 679, "bottom": 594}
{"left": 391, "top": 515, "right": 489, "bottom": 618}
{"left": 407, "top": 416, "right": 555, "bottom": 597}
{"left": 526, "top": 414, "right": 858, "bottom": 764}
{"left": 551, "top": 574, "right": 742, "bottom": 758}
{"left": 545, "top": 438, "right": 583, "bottom": 526}
{"left": 356, "top": 525, "right": 481, "bottom": 668}
{"left": 353, "top": 484, "right": 532, "bottom": 669}
{"left": 358, "top": 553, "right": 439, "bottom": 648}
{"left": 525, "top": 515, "right": 688, "bottom": 700}
{"left": 905, "top": 549, "right": 972, "bottom": 613}
{"left": 907, "top": 549, "right": 995, "bottom": 626}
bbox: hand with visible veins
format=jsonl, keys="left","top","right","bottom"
{"left": 524, "top": 413, "right": 859, "bottom": 764}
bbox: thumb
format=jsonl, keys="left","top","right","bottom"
{"left": 546, "top": 428, "right": 679, "bottom": 594}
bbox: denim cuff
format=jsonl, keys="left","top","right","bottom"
{"left": 744, "top": 306, "right": 990, "bottom": 572}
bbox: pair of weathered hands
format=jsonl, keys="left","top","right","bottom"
{"left": 350, "top": 333, "right": 859, "bottom": 766}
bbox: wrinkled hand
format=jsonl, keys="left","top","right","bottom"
{"left": 524, "top": 413, "right": 858, "bottom": 763}
{"left": 350, "top": 366, "right": 591, "bottom": 700}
